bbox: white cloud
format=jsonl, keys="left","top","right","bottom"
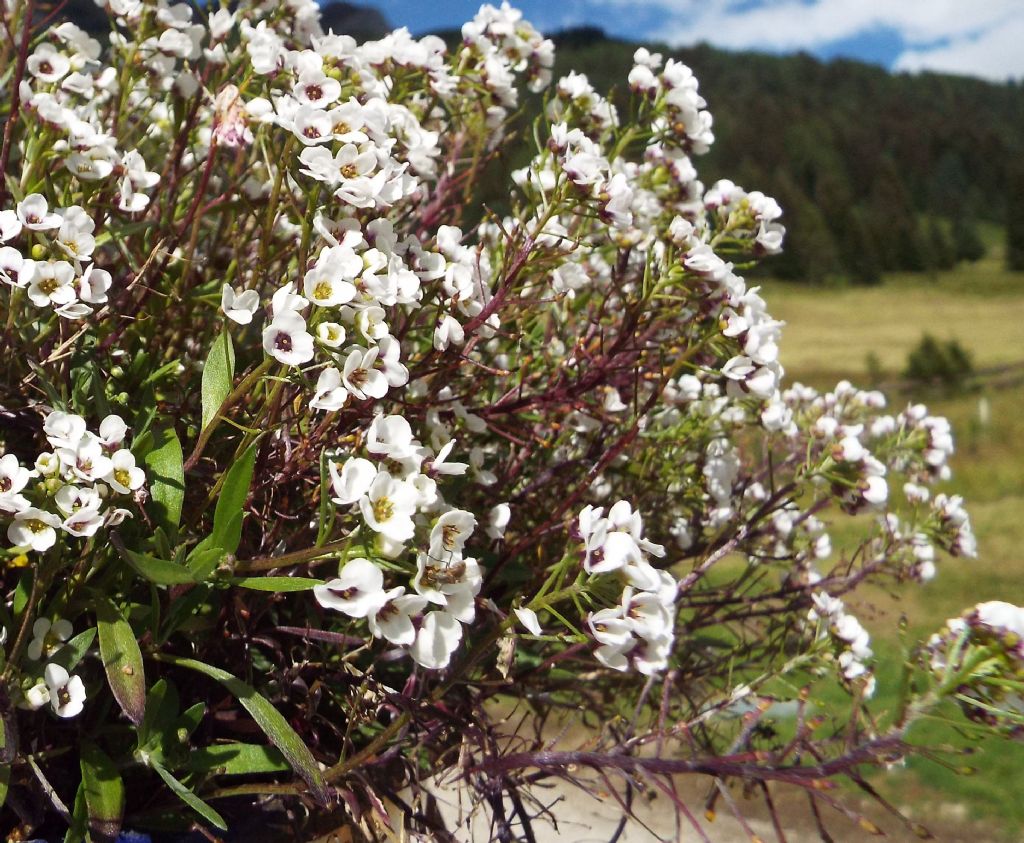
{"left": 893, "top": 19, "right": 1024, "bottom": 80}
{"left": 599, "top": 0, "right": 1024, "bottom": 79}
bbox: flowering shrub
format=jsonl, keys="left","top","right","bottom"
{"left": 0, "top": 0, "right": 1015, "bottom": 839}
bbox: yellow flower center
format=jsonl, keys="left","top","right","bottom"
{"left": 372, "top": 496, "right": 394, "bottom": 522}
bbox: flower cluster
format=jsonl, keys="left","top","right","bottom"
{"left": 19, "top": 618, "right": 87, "bottom": 719}
{"left": 808, "top": 592, "right": 874, "bottom": 693}
{"left": 0, "top": 195, "right": 114, "bottom": 320}
{"left": 313, "top": 413, "right": 491, "bottom": 669}
{"left": 3, "top": 411, "right": 142, "bottom": 553}
{"left": 578, "top": 502, "right": 678, "bottom": 675}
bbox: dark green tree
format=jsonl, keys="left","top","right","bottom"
{"left": 1006, "top": 169, "right": 1024, "bottom": 271}
{"left": 952, "top": 216, "right": 986, "bottom": 263}
{"left": 926, "top": 218, "right": 956, "bottom": 271}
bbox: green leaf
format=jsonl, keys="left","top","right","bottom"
{"left": 157, "top": 585, "right": 211, "bottom": 645}
{"left": 188, "top": 743, "right": 290, "bottom": 776}
{"left": 80, "top": 741, "right": 124, "bottom": 842}
{"left": 187, "top": 545, "right": 227, "bottom": 582}
{"left": 151, "top": 760, "right": 226, "bottom": 831}
{"left": 166, "top": 656, "right": 328, "bottom": 804}
{"left": 50, "top": 628, "right": 97, "bottom": 673}
{"left": 139, "top": 679, "right": 179, "bottom": 755}
{"left": 177, "top": 702, "right": 207, "bottom": 742}
{"left": 142, "top": 358, "right": 185, "bottom": 388}
{"left": 316, "top": 449, "right": 334, "bottom": 547}
{"left": 144, "top": 426, "right": 185, "bottom": 534}
{"left": 0, "top": 717, "right": 9, "bottom": 808}
{"left": 95, "top": 597, "right": 146, "bottom": 726}
{"left": 211, "top": 440, "right": 259, "bottom": 556}
{"left": 121, "top": 548, "right": 197, "bottom": 586}
{"left": 201, "top": 328, "right": 235, "bottom": 432}
{"left": 65, "top": 782, "right": 88, "bottom": 843}
{"left": 230, "top": 577, "right": 322, "bottom": 592}
{"left": 12, "top": 570, "right": 31, "bottom": 617}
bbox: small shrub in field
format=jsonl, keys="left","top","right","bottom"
{"left": 904, "top": 333, "right": 974, "bottom": 392}
{"left": 0, "top": 2, "right": 1017, "bottom": 839}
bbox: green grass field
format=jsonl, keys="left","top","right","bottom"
{"left": 762, "top": 248, "right": 1024, "bottom": 834}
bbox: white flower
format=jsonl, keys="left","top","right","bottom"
{"left": 55, "top": 216, "right": 95, "bottom": 260}
{"left": 486, "top": 503, "right": 511, "bottom": 540}
{"left": 263, "top": 311, "right": 314, "bottom": 366}
{"left": 633, "top": 634, "right": 673, "bottom": 676}
{"left": 514, "top": 607, "right": 541, "bottom": 635}
{"left": 329, "top": 457, "right": 376, "bottom": 505}
{"left": 340, "top": 346, "right": 389, "bottom": 401}
{"left": 24, "top": 260, "right": 77, "bottom": 308}
{"left": 221, "top": 285, "right": 261, "bottom": 324}
{"left": 17, "top": 194, "right": 62, "bottom": 230}
{"left": 44, "top": 663, "right": 86, "bottom": 718}
{"left": 0, "top": 454, "right": 31, "bottom": 514}
{"left": 0, "top": 210, "right": 22, "bottom": 242}
{"left": 317, "top": 322, "right": 346, "bottom": 348}
{"left": 310, "top": 367, "right": 348, "bottom": 412}
{"left": 106, "top": 449, "right": 146, "bottom": 494}
{"left": 588, "top": 608, "right": 633, "bottom": 648}
{"left": 0, "top": 246, "right": 24, "bottom": 287}
{"left": 359, "top": 472, "right": 417, "bottom": 542}
{"left": 412, "top": 555, "right": 482, "bottom": 621}
{"left": 27, "top": 42, "right": 71, "bottom": 83}
{"left": 410, "top": 611, "right": 463, "bottom": 669}
{"left": 303, "top": 245, "right": 360, "bottom": 306}
{"left": 62, "top": 506, "right": 105, "bottom": 538}
{"left": 428, "top": 510, "right": 477, "bottom": 560}
{"left": 8, "top": 508, "right": 62, "bottom": 552}
{"left": 313, "top": 558, "right": 386, "bottom": 618}
{"left": 270, "top": 283, "right": 309, "bottom": 317}
{"left": 365, "top": 414, "right": 417, "bottom": 461}
{"left": 43, "top": 411, "right": 86, "bottom": 451}
{"left": 368, "top": 588, "right": 427, "bottom": 646}
{"left": 294, "top": 70, "right": 342, "bottom": 108}
{"left": 23, "top": 682, "right": 50, "bottom": 710}
{"left": 433, "top": 314, "right": 464, "bottom": 351}
{"left": 594, "top": 640, "right": 634, "bottom": 671}
{"left": 57, "top": 433, "right": 112, "bottom": 483}
{"left": 859, "top": 475, "right": 888, "bottom": 507}
{"left": 78, "top": 266, "right": 112, "bottom": 304}
{"left": 98, "top": 415, "right": 128, "bottom": 448}
{"left": 429, "top": 440, "right": 468, "bottom": 477}
{"left": 27, "top": 618, "right": 73, "bottom": 660}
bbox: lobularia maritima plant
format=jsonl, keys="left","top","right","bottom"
{"left": 0, "top": 0, "right": 1013, "bottom": 839}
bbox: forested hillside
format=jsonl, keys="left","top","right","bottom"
{"left": 546, "top": 29, "right": 1024, "bottom": 284}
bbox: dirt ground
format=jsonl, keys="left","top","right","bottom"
{"left": 411, "top": 769, "right": 1006, "bottom": 843}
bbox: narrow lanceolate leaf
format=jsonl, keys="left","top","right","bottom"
{"left": 167, "top": 656, "right": 328, "bottom": 804}
{"left": 187, "top": 743, "right": 290, "bottom": 776}
{"left": 144, "top": 426, "right": 185, "bottom": 534}
{"left": 211, "top": 439, "right": 259, "bottom": 556}
{"left": 201, "top": 328, "right": 235, "bottom": 432}
{"left": 121, "top": 548, "right": 197, "bottom": 586}
{"left": 80, "top": 741, "right": 125, "bottom": 842}
{"left": 0, "top": 717, "right": 9, "bottom": 809}
{"left": 0, "top": 765, "right": 9, "bottom": 812}
{"left": 151, "top": 760, "right": 226, "bottom": 831}
{"left": 187, "top": 545, "right": 227, "bottom": 582}
{"left": 95, "top": 597, "right": 146, "bottom": 726}
{"left": 49, "top": 628, "right": 97, "bottom": 673}
{"left": 230, "top": 576, "right": 322, "bottom": 592}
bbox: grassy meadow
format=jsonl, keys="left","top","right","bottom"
{"left": 762, "top": 242, "right": 1024, "bottom": 834}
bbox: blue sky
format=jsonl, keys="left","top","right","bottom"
{"left": 352, "top": 1, "right": 1024, "bottom": 81}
